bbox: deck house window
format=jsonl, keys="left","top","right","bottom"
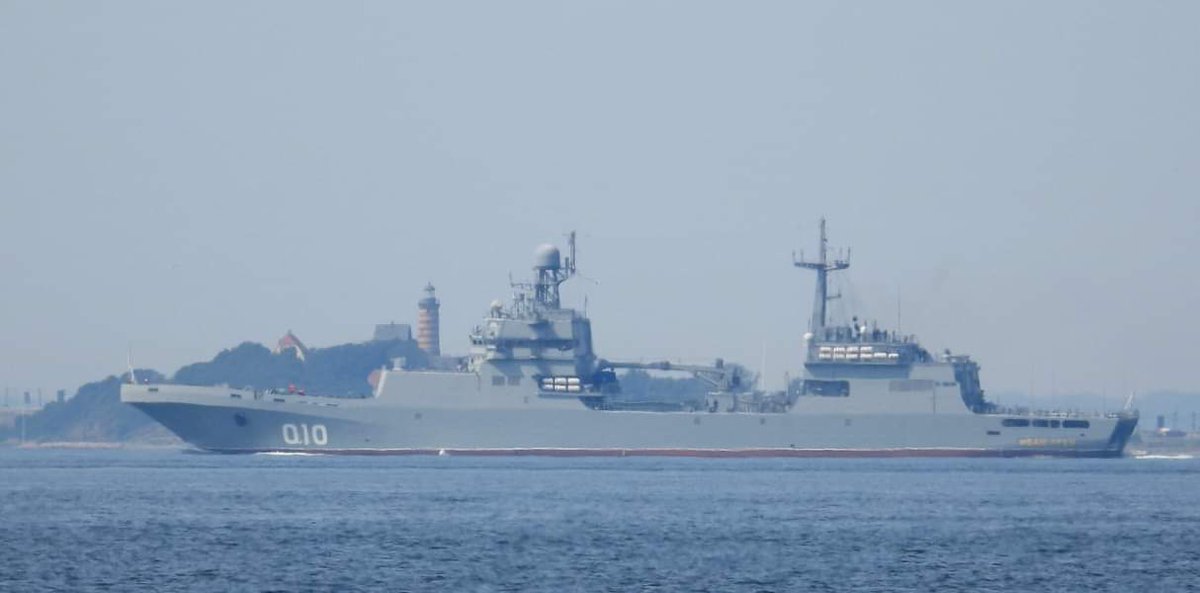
{"left": 802, "top": 380, "right": 850, "bottom": 397}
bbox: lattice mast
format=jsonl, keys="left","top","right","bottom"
{"left": 532, "top": 231, "right": 577, "bottom": 309}
{"left": 794, "top": 218, "right": 850, "bottom": 332}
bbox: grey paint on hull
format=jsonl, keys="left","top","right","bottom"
{"left": 125, "top": 386, "right": 1135, "bottom": 458}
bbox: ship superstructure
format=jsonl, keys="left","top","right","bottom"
{"left": 123, "top": 225, "right": 1136, "bottom": 457}
{"left": 461, "top": 234, "right": 611, "bottom": 402}
{"left": 793, "top": 219, "right": 991, "bottom": 413}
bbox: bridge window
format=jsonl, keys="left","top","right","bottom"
{"left": 491, "top": 376, "right": 505, "bottom": 386}
{"left": 1033, "top": 419, "right": 1050, "bottom": 428}
{"left": 1063, "top": 420, "right": 1090, "bottom": 429}
{"left": 507, "top": 376, "right": 521, "bottom": 386}
{"left": 1002, "top": 418, "right": 1030, "bottom": 427}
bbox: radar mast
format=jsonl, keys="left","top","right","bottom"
{"left": 531, "top": 231, "right": 577, "bottom": 310}
{"left": 794, "top": 218, "right": 850, "bottom": 332}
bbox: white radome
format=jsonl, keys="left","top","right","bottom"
{"left": 533, "top": 244, "right": 561, "bottom": 269}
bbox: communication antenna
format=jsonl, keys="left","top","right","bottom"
{"left": 127, "top": 347, "right": 138, "bottom": 385}
{"left": 565, "top": 230, "right": 577, "bottom": 277}
{"left": 568, "top": 231, "right": 600, "bottom": 287}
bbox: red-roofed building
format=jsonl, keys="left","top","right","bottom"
{"left": 274, "top": 330, "right": 309, "bottom": 361}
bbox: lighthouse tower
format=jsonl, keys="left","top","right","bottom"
{"left": 417, "top": 283, "right": 441, "bottom": 356}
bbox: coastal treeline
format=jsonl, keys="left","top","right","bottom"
{"left": 173, "top": 340, "right": 427, "bottom": 396}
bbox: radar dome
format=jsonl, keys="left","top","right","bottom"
{"left": 533, "top": 244, "right": 561, "bottom": 270}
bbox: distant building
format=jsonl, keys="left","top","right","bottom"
{"left": 274, "top": 330, "right": 309, "bottom": 361}
{"left": 373, "top": 322, "right": 412, "bottom": 342}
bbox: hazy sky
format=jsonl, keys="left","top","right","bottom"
{"left": 2, "top": 2, "right": 1197, "bottom": 397}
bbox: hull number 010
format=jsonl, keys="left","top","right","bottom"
{"left": 282, "top": 423, "right": 329, "bottom": 446}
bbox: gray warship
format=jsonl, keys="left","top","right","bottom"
{"left": 123, "top": 224, "right": 1138, "bottom": 457}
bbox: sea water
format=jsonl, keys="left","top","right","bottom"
{"left": 1, "top": 449, "right": 1197, "bottom": 592}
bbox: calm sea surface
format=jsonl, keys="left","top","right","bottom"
{"left": 0, "top": 449, "right": 1197, "bottom": 592}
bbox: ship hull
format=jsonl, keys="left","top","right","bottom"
{"left": 123, "top": 385, "right": 1137, "bottom": 458}
{"left": 189, "top": 446, "right": 1130, "bottom": 458}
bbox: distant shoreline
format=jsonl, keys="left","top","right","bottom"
{"left": 1, "top": 441, "right": 183, "bottom": 450}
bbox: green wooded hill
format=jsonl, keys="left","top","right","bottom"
{"left": 173, "top": 340, "right": 428, "bottom": 396}
{"left": 8, "top": 370, "right": 167, "bottom": 443}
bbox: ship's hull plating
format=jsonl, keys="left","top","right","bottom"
{"left": 124, "top": 385, "right": 1137, "bottom": 458}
